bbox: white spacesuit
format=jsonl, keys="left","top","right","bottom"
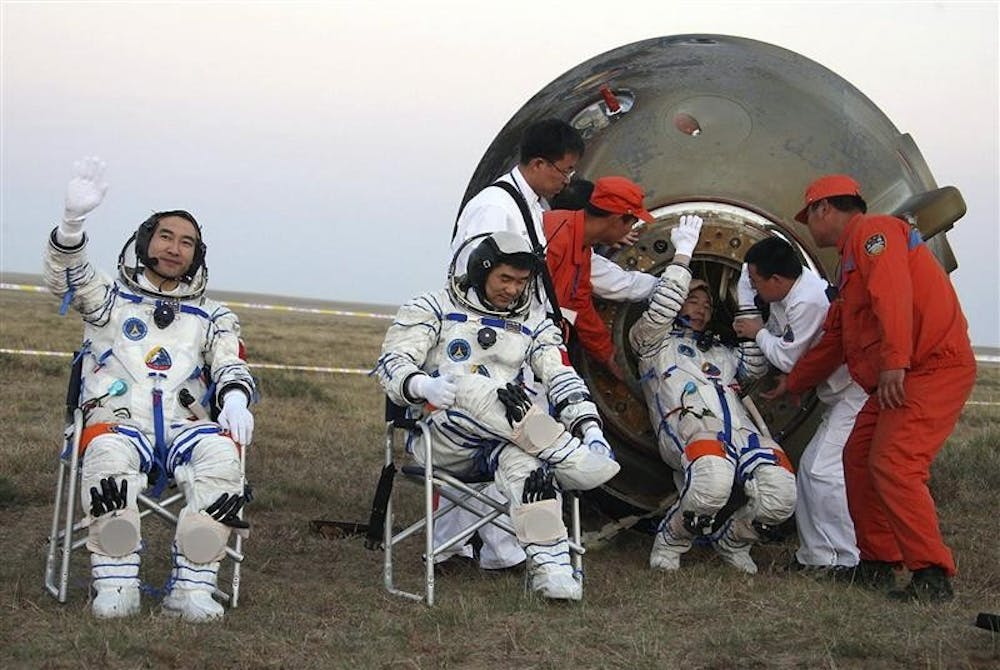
{"left": 374, "top": 231, "right": 620, "bottom": 600}
{"left": 42, "top": 158, "right": 255, "bottom": 622}
{"left": 628, "top": 216, "right": 796, "bottom": 574}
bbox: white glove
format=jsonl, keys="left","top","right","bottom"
{"left": 59, "top": 157, "right": 109, "bottom": 244}
{"left": 583, "top": 425, "right": 615, "bottom": 461}
{"left": 737, "top": 263, "right": 757, "bottom": 309}
{"left": 218, "top": 390, "right": 254, "bottom": 445}
{"left": 408, "top": 373, "right": 457, "bottom": 409}
{"left": 670, "top": 214, "right": 703, "bottom": 258}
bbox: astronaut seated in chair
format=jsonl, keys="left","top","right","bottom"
{"left": 44, "top": 157, "right": 255, "bottom": 621}
{"left": 374, "top": 231, "right": 620, "bottom": 601}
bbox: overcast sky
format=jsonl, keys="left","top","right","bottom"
{"left": 2, "top": 1, "right": 997, "bottom": 346}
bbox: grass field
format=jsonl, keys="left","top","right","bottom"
{"left": 1, "top": 286, "right": 998, "bottom": 669}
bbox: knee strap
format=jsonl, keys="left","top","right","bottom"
{"left": 511, "top": 406, "right": 565, "bottom": 455}
{"left": 87, "top": 507, "right": 140, "bottom": 557}
{"left": 511, "top": 499, "right": 567, "bottom": 544}
{"left": 177, "top": 512, "right": 231, "bottom": 564}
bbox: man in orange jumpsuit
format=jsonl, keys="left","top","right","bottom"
{"left": 543, "top": 176, "right": 655, "bottom": 380}
{"left": 777, "top": 174, "right": 975, "bottom": 602}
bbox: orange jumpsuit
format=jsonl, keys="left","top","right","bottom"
{"left": 787, "top": 213, "right": 975, "bottom": 575}
{"left": 543, "top": 209, "right": 614, "bottom": 364}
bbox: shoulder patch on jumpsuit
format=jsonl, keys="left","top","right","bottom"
{"left": 864, "top": 233, "right": 886, "bottom": 256}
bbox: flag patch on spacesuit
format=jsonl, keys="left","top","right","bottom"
{"left": 864, "top": 233, "right": 886, "bottom": 256}
{"left": 122, "top": 317, "right": 148, "bottom": 341}
{"left": 678, "top": 344, "right": 695, "bottom": 358}
{"left": 145, "top": 346, "right": 173, "bottom": 370}
{"left": 782, "top": 324, "right": 795, "bottom": 342}
{"left": 447, "top": 339, "right": 471, "bottom": 361}
{"left": 701, "top": 361, "right": 721, "bottom": 377}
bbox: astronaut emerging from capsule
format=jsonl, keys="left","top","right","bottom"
{"left": 629, "top": 215, "right": 796, "bottom": 574}
{"left": 43, "top": 158, "right": 255, "bottom": 621}
{"left": 374, "top": 231, "right": 620, "bottom": 600}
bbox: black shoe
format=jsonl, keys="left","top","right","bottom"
{"left": 888, "top": 566, "right": 954, "bottom": 603}
{"left": 840, "top": 559, "right": 897, "bottom": 590}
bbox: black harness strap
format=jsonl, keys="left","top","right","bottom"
{"left": 488, "top": 181, "right": 563, "bottom": 323}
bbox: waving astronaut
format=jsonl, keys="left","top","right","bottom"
{"left": 374, "top": 231, "right": 620, "bottom": 600}
{"left": 628, "top": 215, "right": 796, "bottom": 574}
{"left": 42, "top": 158, "right": 255, "bottom": 622}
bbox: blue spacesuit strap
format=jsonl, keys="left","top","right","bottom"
{"left": 714, "top": 382, "right": 733, "bottom": 444}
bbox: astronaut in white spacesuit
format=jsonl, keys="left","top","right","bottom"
{"left": 43, "top": 157, "right": 255, "bottom": 622}
{"left": 629, "top": 215, "right": 796, "bottom": 574}
{"left": 374, "top": 231, "right": 620, "bottom": 600}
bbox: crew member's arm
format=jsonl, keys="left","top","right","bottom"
{"left": 628, "top": 215, "right": 703, "bottom": 354}
{"left": 527, "top": 313, "right": 601, "bottom": 436}
{"left": 373, "top": 292, "right": 445, "bottom": 407}
{"left": 42, "top": 157, "right": 116, "bottom": 325}
{"left": 786, "top": 301, "right": 846, "bottom": 394}
{"left": 755, "top": 294, "right": 829, "bottom": 373}
{"left": 854, "top": 219, "right": 913, "bottom": 408}
{"left": 590, "top": 254, "right": 658, "bottom": 302}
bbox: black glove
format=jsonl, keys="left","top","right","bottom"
{"left": 89, "top": 477, "right": 128, "bottom": 517}
{"left": 497, "top": 382, "right": 531, "bottom": 427}
{"left": 205, "top": 492, "right": 250, "bottom": 529}
{"left": 521, "top": 467, "right": 556, "bottom": 504}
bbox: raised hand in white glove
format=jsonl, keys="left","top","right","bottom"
{"left": 408, "top": 373, "right": 457, "bottom": 409}
{"left": 737, "top": 263, "right": 757, "bottom": 309}
{"left": 583, "top": 424, "right": 616, "bottom": 461}
{"left": 59, "top": 157, "right": 109, "bottom": 245}
{"left": 218, "top": 390, "right": 254, "bottom": 445}
{"left": 670, "top": 214, "right": 703, "bottom": 259}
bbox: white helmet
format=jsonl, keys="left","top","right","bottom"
{"left": 448, "top": 231, "right": 539, "bottom": 317}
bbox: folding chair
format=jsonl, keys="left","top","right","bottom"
{"left": 372, "top": 398, "right": 584, "bottom": 606}
{"left": 43, "top": 353, "right": 247, "bottom": 607}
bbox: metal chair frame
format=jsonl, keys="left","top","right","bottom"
{"left": 380, "top": 403, "right": 584, "bottom": 606}
{"left": 43, "top": 357, "right": 247, "bottom": 607}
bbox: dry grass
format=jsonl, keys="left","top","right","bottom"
{"left": 1, "top": 288, "right": 998, "bottom": 670}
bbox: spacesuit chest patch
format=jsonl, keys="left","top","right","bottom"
{"left": 145, "top": 346, "right": 173, "bottom": 370}
{"left": 447, "top": 339, "right": 471, "bottom": 362}
{"left": 864, "top": 233, "right": 886, "bottom": 256}
{"left": 678, "top": 344, "right": 696, "bottom": 358}
{"left": 701, "top": 361, "right": 721, "bottom": 377}
{"left": 122, "top": 317, "right": 148, "bottom": 341}
{"left": 782, "top": 324, "right": 795, "bottom": 342}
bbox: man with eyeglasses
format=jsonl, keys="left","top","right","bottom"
{"left": 439, "top": 118, "right": 586, "bottom": 572}
{"left": 770, "top": 174, "right": 975, "bottom": 603}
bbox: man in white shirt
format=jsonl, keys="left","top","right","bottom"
{"left": 733, "top": 236, "right": 868, "bottom": 573}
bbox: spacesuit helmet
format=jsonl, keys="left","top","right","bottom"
{"left": 117, "top": 210, "right": 208, "bottom": 299}
{"left": 449, "top": 231, "right": 539, "bottom": 317}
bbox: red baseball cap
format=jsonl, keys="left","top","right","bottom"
{"left": 794, "top": 174, "right": 863, "bottom": 223}
{"left": 590, "top": 176, "right": 656, "bottom": 223}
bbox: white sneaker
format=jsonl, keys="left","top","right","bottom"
{"left": 531, "top": 569, "right": 582, "bottom": 601}
{"left": 92, "top": 585, "right": 140, "bottom": 619}
{"left": 714, "top": 537, "right": 758, "bottom": 574}
{"left": 649, "top": 532, "right": 690, "bottom": 571}
{"left": 162, "top": 589, "right": 224, "bottom": 622}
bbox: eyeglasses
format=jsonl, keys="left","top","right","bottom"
{"left": 543, "top": 158, "right": 576, "bottom": 182}
{"left": 622, "top": 214, "right": 639, "bottom": 226}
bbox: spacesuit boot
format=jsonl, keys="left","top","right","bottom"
{"left": 162, "top": 547, "right": 224, "bottom": 622}
{"left": 526, "top": 540, "right": 582, "bottom": 601}
{"left": 90, "top": 552, "right": 141, "bottom": 618}
{"left": 713, "top": 520, "right": 759, "bottom": 575}
{"left": 536, "top": 431, "right": 620, "bottom": 492}
{"left": 649, "top": 513, "right": 694, "bottom": 571}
